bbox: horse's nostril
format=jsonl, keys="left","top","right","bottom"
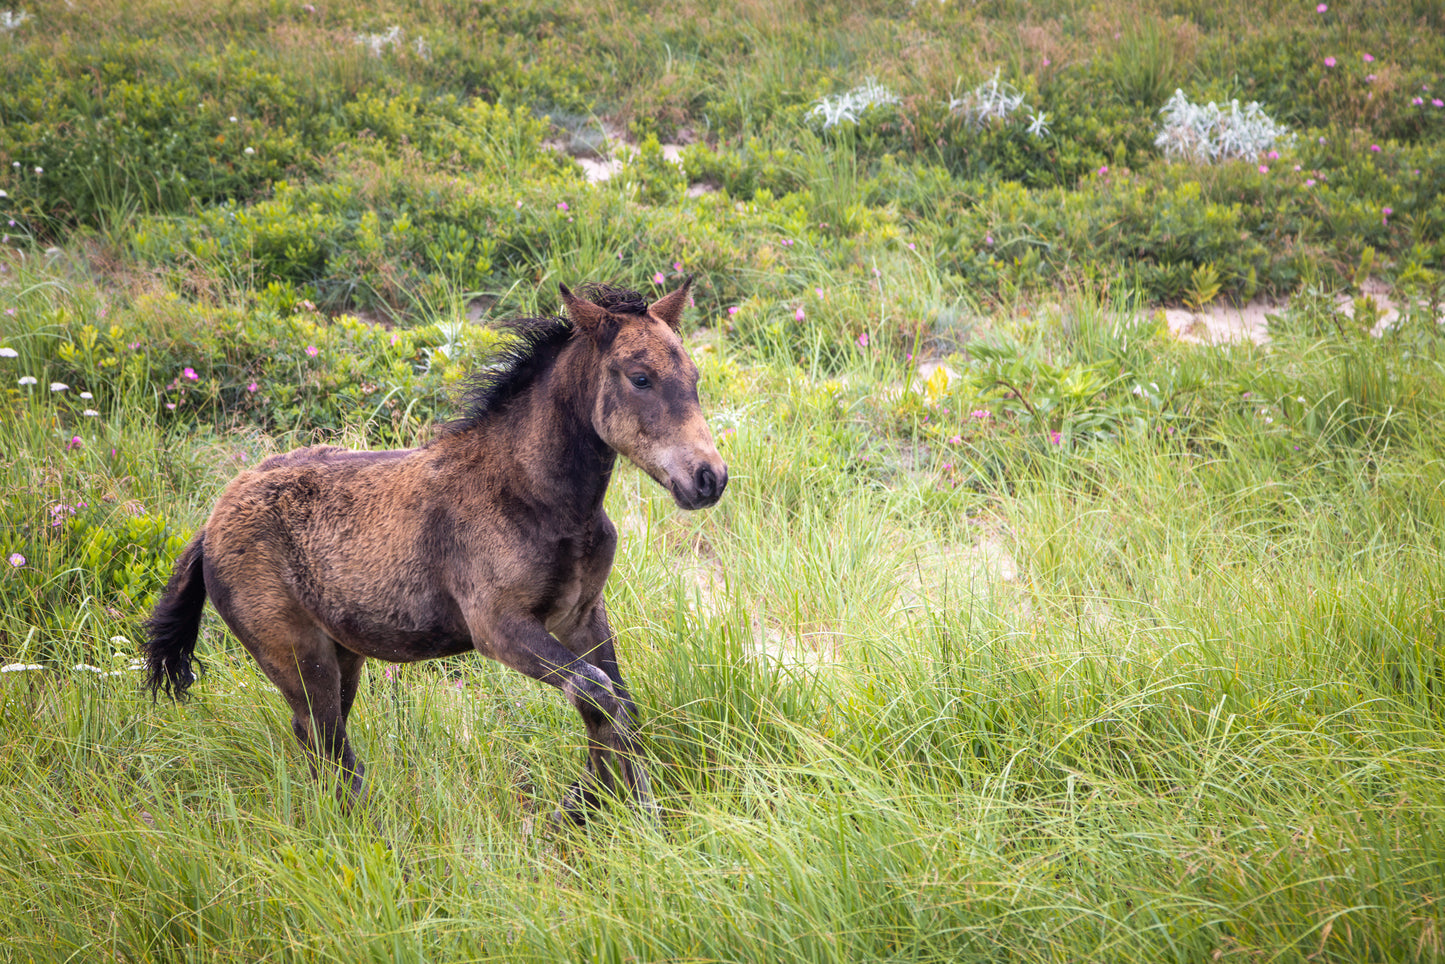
{"left": 696, "top": 465, "right": 717, "bottom": 499}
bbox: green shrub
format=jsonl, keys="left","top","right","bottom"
{"left": 1, "top": 499, "right": 186, "bottom": 652}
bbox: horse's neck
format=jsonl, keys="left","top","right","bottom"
{"left": 446, "top": 340, "right": 616, "bottom": 520}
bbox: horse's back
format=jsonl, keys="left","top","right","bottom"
{"left": 255, "top": 444, "right": 411, "bottom": 472}
{"left": 201, "top": 443, "right": 443, "bottom": 645}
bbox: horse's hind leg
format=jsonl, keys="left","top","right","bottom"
{"left": 248, "top": 628, "right": 368, "bottom": 809}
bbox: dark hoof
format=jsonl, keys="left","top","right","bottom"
{"left": 549, "top": 778, "right": 602, "bottom": 828}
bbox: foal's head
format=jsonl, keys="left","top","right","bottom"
{"left": 559, "top": 280, "right": 728, "bottom": 510}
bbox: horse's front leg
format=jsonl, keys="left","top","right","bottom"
{"left": 469, "top": 608, "right": 652, "bottom": 825}
{"left": 561, "top": 599, "right": 655, "bottom": 820}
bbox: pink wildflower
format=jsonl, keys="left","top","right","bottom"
{"left": 727, "top": 306, "right": 739, "bottom": 316}
{"left": 557, "top": 201, "right": 568, "bottom": 211}
{"left": 1316, "top": 2, "right": 1327, "bottom": 10}
{"left": 247, "top": 381, "right": 259, "bottom": 393}
{"left": 1098, "top": 165, "right": 1109, "bottom": 175}
{"left": 1049, "top": 431, "right": 1062, "bottom": 445}
{"left": 856, "top": 331, "right": 868, "bottom": 347}
{"left": 971, "top": 409, "right": 991, "bottom": 420}
{"left": 1259, "top": 165, "right": 1269, "bottom": 174}
{"left": 1370, "top": 144, "right": 1381, "bottom": 152}
{"left": 183, "top": 367, "right": 199, "bottom": 381}
{"left": 814, "top": 287, "right": 824, "bottom": 298}
{"left": 7, "top": 553, "right": 23, "bottom": 568}
{"left": 1324, "top": 57, "right": 1336, "bottom": 67}
{"left": 65, "top": 436, "right": 82, "bottom": 450}
{"left": 672, "top": 261, "right": 683, "bottom": 272}
{"left": 652, "top": 272, "right": 665, "bottom": 284}
{"left": 795, "top": 307, "right": 806, "bottom": 322}
{"left": 305, "top": 345, "right": 318, "bottom": 357}
{"left": 948, "top": 435, "right": 962, "bottom": 445}
{"left": 1363, "top": 53, "right": 1375, "bottom": 62}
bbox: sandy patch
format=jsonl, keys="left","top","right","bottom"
{"left": 1162, "top": 282, "right": 1444, "bottom": 346}
{"left": 1163, "top": 301, "right": 1278, "bottom": 345}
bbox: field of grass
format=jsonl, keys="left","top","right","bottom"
{"left": 2, "top": 0, "right": 1444, "bottom": 960}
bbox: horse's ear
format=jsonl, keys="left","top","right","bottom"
{"left": 649, "top": 277, "right": 692, "bottom": 332}
{"left": 559, "top": 284, "right": 613, "bottom": 341}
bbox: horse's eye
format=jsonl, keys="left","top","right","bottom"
{"left": 630, "top": 373, "right": 651, "bottom": 389}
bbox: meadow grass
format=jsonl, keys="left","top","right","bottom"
{"left": 2, "top": 0, "right": 1444, "bottom": 960}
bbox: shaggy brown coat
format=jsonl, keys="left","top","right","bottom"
{"left": 145, "top": 281, "right": 726, "bottom": 822}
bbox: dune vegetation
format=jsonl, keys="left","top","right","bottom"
{"left": 1, "top": 0, "right": 1443, "bottom": 960}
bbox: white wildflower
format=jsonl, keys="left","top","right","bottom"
{"left": 950, "top": 69, "right": 1029, "bottom": 129}
{"left": 49, "top": 381, "right": 67, "bottom": 392}
{"left": 1025, "top": 109, "right": 1051, "bottom": 138}
{"left": 0, "top": 11, "right": 30, "bottom": 33}
{"left": 18, "top": 375, "right": 36, "bottom": 385}
{"left": 356, "top": 25, "right": 403, "bottom": 56}
{"left": 229, "top": 116, "right": 238, "bottom": 122}
{"left": 0, "top": 347, "right": 17, "bottom": 357}
{"left": 0, "top": 189, "right": 7, "bottom": 198}
{"left": 82, "top": 409, "right": 99, "bottom": 417}
{"left": 1155, "top": 89, "right": 1294, "bottom": 162}
{"left": 808, "top": 78, "right": 901, "bottom": 130}
{"left": 79, "top": 391, "right": 92, "bottom": 399}
{"left": 73, "top": 663, "right": 104, "bottom": 674}
{"left": 243, "top": 147, "right": 255, "bottom": 155}
{"left": 1, "top": 663, "right": 43, "bottom": 673}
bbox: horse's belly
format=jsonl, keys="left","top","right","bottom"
{"left": 328, "top": 615, "right": 474, "bottom": 662}
{"left": 318, "top": 585, "right": 473, "bottom": 663}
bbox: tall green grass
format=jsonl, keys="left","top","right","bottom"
{"left": 3, "top": 264, "right": 1444, "bottom": 959}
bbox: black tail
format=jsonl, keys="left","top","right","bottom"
{"left": 144, "top": 530, "right": 208, "bottom": 701}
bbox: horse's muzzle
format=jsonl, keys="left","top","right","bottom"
{"left": 675, "top": 462, "right": 728, "bottom": 510}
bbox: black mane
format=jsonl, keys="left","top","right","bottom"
{"left": 439, "top": 283, "right": 650, "bottom": 434}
